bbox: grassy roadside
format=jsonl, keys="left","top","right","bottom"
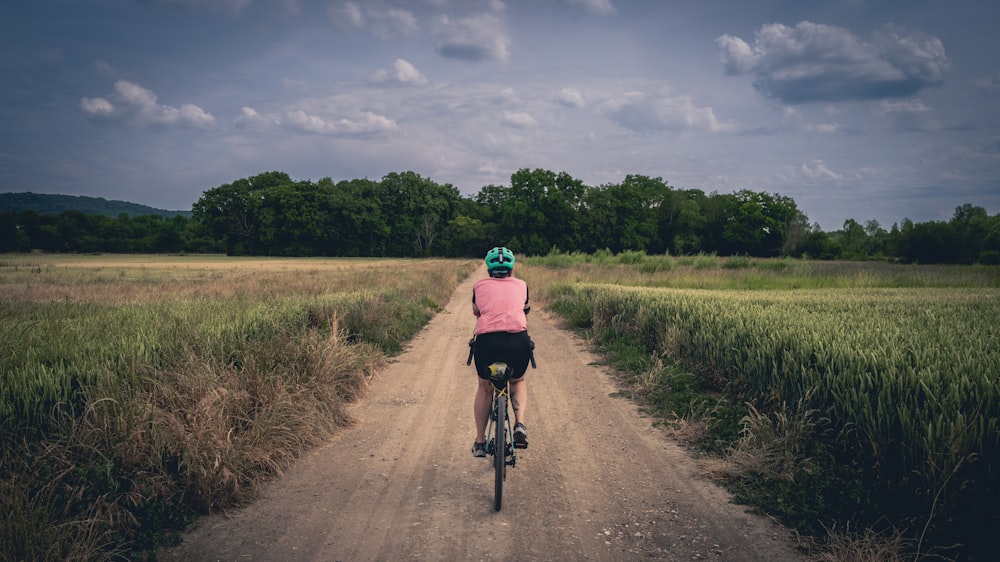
{"left": 0, "top": 255, "right": 477, "bottom": 561}
{"left": 519, "top": 252, "right": 1000, "bottom": 561}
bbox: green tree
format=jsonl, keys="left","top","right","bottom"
{"left": 580, "top": 176, "right": 663, "bottom": 254}
{"left": 321, "top": 177, "right": 387, "bottom": 256}
{"left": 719, "top": 190, "right": 802, "bottom": 256}
{"left": 981, "top": 214, "right": 1000, "bottom": 264}
{"left": 192, "top": 172, "right": 293, "bottom": 255}
{"left": 256, "top": 181, "right": 326, "bottom": 256}
{"left": 483, "top": 168, "right": 590, "bottom": 255}
{"left": 799, "top": 223, "right": 840, "bottom": 259}
{"left": 864, "top": 220, "right": 890, "bottom": 258}
{"left": 579, "top": 186, "right": 616, "bottom": 252}
{"left": 899, "top": 219, "right": 958, "bottom": 264}
{"left": 503, "top": 168, "right": 553, "bottom": 254}
{"left": 950, "top": 204, "right": 989, "bottom": 264}
{"left": 617, "top": 174, "right": 669, "bottom": 253}
{"left": 839, "top": 219, "right": 869, "bottom": 259}
{"left": 540, "top": 171, "right": 586, "bottom": 252}
{"left": 699, "top": 191, "right": 732, "bottom": 254}
{"left": 0, "top": 212, "right": 19, "bottom": 252}
{"left": 378, "top": 172, "right": 460, "bottom": 256}
{"left": 195, "top": 178, "right": 255, "bottom": 254}
{"left": 439, "top": 213, "right": 486, "bottom": 257}
{"left": 659, "top": 188, "right": 708, "bottom": 255}
{"left": 158, "top": 215, "right": 189, "bottom": 253}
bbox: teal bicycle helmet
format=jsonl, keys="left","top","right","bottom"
{"left": 485, "top": 246, "right": 515, "bottom": 274}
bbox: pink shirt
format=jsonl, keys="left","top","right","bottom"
{"left": 472, "top": 276, "right": 529, "bottom": 335}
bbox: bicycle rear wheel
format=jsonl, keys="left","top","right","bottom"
{"left": 493, "top": 394, "right": 506, "bottom": 511}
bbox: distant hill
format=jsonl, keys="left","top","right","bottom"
{"left": 0, "top": 192, "right": 192, "bottom": 218}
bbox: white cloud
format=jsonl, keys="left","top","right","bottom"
{"left": 878, "top": 99, "right": 931, "bottom": 114}
{"left": 330, "top": 2, "right": 365, "bottom": 31}
{"left": 716, "top": 34, "right": 757, "bottom": 74}
{"left": 233, "top": 92, "right": 399, "bottom": 138}
{"left": 80, "top": 79, "right": 215, "bottom": 127}
{"left": 783, "top": 105, "right": 845, "bottom": 133}
{"left": 799, "top": 159, "right": 842, "bottom": 180}
{"left": 600, "top": 90, "right": 733, "bottom": 133}
{"left": 178, "top": 104, "right": 215, "bottom": 127}
{"left": 80, "top": 97, "right": 114, "bottom": 116}
{"left": 496, "top": 87, "right": 516, "bottom": 100}
{"left": 953, "top": 139, "right": 1000, "bottom": 161}
{"left": 717, "top": 21, "right": 950, "bottom": 104}
{"left": 370, "top": 58, "right": 428, "bottom": 86}
{"left": 328, "top": 3, "right": 418, "bottom": 37}
{"left": 115, "top": 79, "right": 158, "bottom": 109}
{"left": 502, "top": 110, "right": 538, "bottom": 128}
{"left": 234, "top": 106, "right": 281, "bottom": 129}
{"left": 555, "top": 87, "right": 586, "bottom": 108}
{"left": 284, "top": 109, "right": 397, "bottom": 136}
{"left": 328, "top": 3, "right": 510, "bottom": 59}
{"left": 806, "top": 122, "right": 844, "bottom": 133}
{"left": 877, "top": 98, "right": 937, "bottom": 131}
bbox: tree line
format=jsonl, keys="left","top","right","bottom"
{"left": 0, "top": 192, "right": 191, "bottom": 219}
{"left": 2, "top": 169, "right": 998, "bottom": 264}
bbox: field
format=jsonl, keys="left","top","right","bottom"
{"left": 3, "top": 252, "right": 998, "bottom": 560}
{"left": 519, "top": 252, "right": 1000, "bottom": 560}
{"left": 0, "top": 254, "right": 478, "bottom": 560}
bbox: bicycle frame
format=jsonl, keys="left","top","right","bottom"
{"left": 486, "top": 363, "right": 515, "bottom": 466}
{"left": 467, "top": 337, "right": 535, "bottom": 511}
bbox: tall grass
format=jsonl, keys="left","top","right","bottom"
{"left": 524, "top": 251, "right": 1000, "bottom": 290}
{"left": 0, "top": 255, "right": 476, "bottom": 560}
{"left": 518, "top": 255, "right": 1000, "bottom": 560}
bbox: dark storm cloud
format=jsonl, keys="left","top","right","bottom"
{"left": 433, "top": 13, "right": 509, "bottom": 62}
{"left": 718, "top": 21, "right": 950, "bottom": 104}
{"left": 437, "top": 43, "right": 495, "bottom": 61}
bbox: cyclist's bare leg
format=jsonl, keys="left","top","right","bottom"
{"left": 474, "top": 378, "right": 493, "bottom": 443}
{"left": 508, "top": 377, "right": 527, "bottom": 426}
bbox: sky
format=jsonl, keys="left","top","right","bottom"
{"left": 2, "top": 0, "right": 999, "bottom": 231}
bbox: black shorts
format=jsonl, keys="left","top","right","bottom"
{"left": 473, "top": 331, "right": 532, "bottom": 380}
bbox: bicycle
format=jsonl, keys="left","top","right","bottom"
{"left": 467, "top": 336, "right": 536, "bottom": 511}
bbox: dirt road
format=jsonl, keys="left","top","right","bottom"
{"left": 162, "top": 267, "right": 805, "bottom": 561}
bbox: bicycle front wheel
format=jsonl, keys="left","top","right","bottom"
{"left": 493, "top": 394, "right": 506, "bottom": 511}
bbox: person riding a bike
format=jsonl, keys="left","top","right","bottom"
{"left": 471, "top": 246, "right": 532, "bottom": 457}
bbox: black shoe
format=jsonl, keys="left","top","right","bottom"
{"left": 513, "top": 423, "right": 528, "bottom": 449}
{"left": 472, "top": 441, "right": 487, "bottom": 457}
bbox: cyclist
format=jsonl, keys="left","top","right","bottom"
{"left": 471, "top": 246, "right": 533, "bottom": 457}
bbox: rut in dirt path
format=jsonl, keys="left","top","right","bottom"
{"left": 161, "top": 266, "right": 804, "bottom": 562}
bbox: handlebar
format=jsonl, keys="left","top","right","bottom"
{"left": 467, "top": 337, "right": 536, "bottom": 369}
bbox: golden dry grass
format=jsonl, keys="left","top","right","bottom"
{"left": 0, "top": 255, "right": 467, "bottom": 304}
{"left": 1, "top": 254, "right": 478, "bottom": 560}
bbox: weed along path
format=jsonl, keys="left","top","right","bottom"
{"left": 162, "top": 267, "right": 804, "bottom": 562}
